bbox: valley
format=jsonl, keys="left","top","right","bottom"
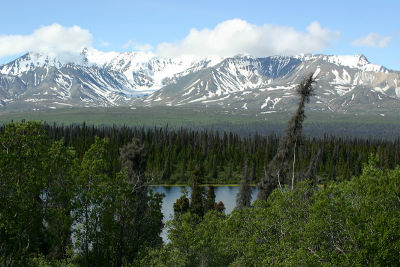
{"left": 1, "top": 106, "right": 400, "bottom": 139}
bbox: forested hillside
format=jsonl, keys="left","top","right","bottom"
{"left": 14, "top": 121, "right": 399, "bottom": 185}
{"left": 1, "top": 120, "right": 399, "bottom": 265}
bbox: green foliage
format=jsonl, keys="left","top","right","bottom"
{"left": 145, "top": 156, "right": 400, "bottom": 266}
{"left": 27, "top": 253, "right": 78, "bottom": 267}
{"left": 0, "top": 122, "right": 164, "bottom": 266}
{"left": 303, "top": 155, "right": 400, "bottom": 265}
{"left": 2, "top": 120, "right": 400, "bottom": 265}
{"left": 73, "top": 136, "right": 111, "bottom": 266}
{"left": 0, "top": 121, "right": 51, "bottom": 265}
{"left": 164, "top": 211, "right": 232, "bottom": 267}
{"left": 204, "top": 186, "right": 216, "bottom": 212}
{"left": 236, "top": 159, "right": 251, "bottom": 210}
{"left": 189, "top": 167, "right": 205, "bottom": 218}
{"left": 44, "top": 139, "right": 77, "bottom": 259}
{"left": 3, "top": 120, "right": 399, "bottom": 186}
{"left": 72, "top": 137, "right": 164, "bottom": 266}
{"left": 173, "top": 195, "right": 190, "bottom": 217}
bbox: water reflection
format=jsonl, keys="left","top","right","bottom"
{"left": 152, "top": 186, "right": 258, "bottom": 243}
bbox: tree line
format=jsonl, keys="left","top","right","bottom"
{"left": 3, "top": 118, "right": 397, "bottom": 186}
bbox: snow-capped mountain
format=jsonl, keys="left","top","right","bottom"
{"left": 0, "top": 50, "right": 399, "bottom": 114}
{"left": 0, "top": 53, "right": 139, "bottom": 108}
{"left": 144, "top": 54, "right": 400, "bottom": 114}
{"left": 0, "top": 49, "right": 221, "bottom": 109}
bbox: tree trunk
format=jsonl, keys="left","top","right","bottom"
{"left": 291, "top": 142, "right": 297, "bottom": 191}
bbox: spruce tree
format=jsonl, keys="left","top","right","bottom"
{"left": 215, "top": 201, "right": 225, "bottom": 213}
{"left": 205, "top": 186, "right": 216, "bottom": 212}
{"left": 116, "top": 138, "right": 153, "bottom": 263}
{"left": 227, "top": 158, "right": 233, "bottom": 180}
{"left": 161, "top": 154, "right": 170, "bottom": 181}
{"left": 190, "top": 167, "right": 204, "bottom": 218}
{"left": 251, "top": 161, "right": 257, "bottom": 182}
{"left": 257, "top": 73, "right": 315, "bottom": 201}
{"left": 173, "top": 195, "right": 190, "bottom": 217}
{"left": 212, "top": 155, "right": 218, "bottom": 179}
{"left": 236, "top": 159, "right": 251, "bottom": 210}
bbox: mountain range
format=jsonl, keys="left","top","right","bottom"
{"left": 1, "top": 48, "right": 399, "bottom": 115}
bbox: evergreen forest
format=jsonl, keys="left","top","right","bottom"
{"left": 2, "top": 119, "right": 399, "bottom": 186}
{"left": 1, "top": 75, "right": 399, "bottom": 266}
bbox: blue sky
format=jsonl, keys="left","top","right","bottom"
{"left": 1, "top": 0, "right": 399, "bottom": 69}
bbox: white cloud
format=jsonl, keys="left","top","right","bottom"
{"left": 133, "top": 43, "right": 153, "bottom": 51}
{"left": 100, "top": 40, "right": 110, "bottom": 47}
{"left": 157, "top": 19, "right": 339, "bottom": 58}
{"left": 0, "top": 24, "right": 92, "bottom": 61}
{"left": 352, "top": 33, "right": 392, "bottom": 48}
{"left": 0, "top": 21, "right": 340, "bottom": 63}
{"left": 122, "top": 39, "right": 153, "bottom": 51}
{"left": 122, "top": 40, "right": 133, "bottom": 49}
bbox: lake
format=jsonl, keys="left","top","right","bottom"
{"left": 152, "top": 186, "right": 259, "bottom": 242}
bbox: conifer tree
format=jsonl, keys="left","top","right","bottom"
{"left": 161, "top": 154, "right": 171, "bottom": 181}
{"left": 215, "top": 201, "right": 225, "bottom": 213}
{"left": 190, "top": 167, "right": 205, "bottom": 218}
{"left": 236, "top": 159, "right": 251, "bottom": 210}
{"left": 173, "top": 194, "right": 190, "bottom": 217}
{"left": 257, "top": 73, "right": 315, "bottom": 200}
{"left": 116, "top": 138, "right": 154, "bottom": 263}
{"left": 227, "top": 159, "right": 233, "bottom": 180}
{"left": 205, "top": 186, "right": 216, "bottom": 212}
{"left": 251, "top": 161, "right": 257, "bottom": 182}
{"left": 212, "top": 155, "right": 218, "bottom": 179}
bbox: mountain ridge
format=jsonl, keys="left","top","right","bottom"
{"left": 0, "top": 49, "right": 399, "bottom": 114}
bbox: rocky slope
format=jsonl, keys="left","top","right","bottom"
{"left": 145, "top": 54, "right": 400, "bottom": 114}
{"left": 0, "top": 50, "right": 399, "bottom": 114}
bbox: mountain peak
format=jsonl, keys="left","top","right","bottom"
{"left": 0, "top": 51, "right": 64, "bottom": 76}
{"left": 294, "top": 53, "right": 385, "bottom": 73}
{"left": 1, "top": 52, "right": 398, "bottom": 113}
{"left": 324, "top": 54, "right": 369, "bottom": 67}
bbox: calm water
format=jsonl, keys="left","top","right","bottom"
{"left": 152, "top": 186, "right": 258, "bottom": 242}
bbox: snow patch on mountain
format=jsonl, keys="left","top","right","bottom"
{"left": 261, "top": 97, "right": 281, "bottom": 109}
{"left": 296, "top": 54, "right": 386, "bottom": 73}
{"left": 1, "top": 51, "right": 399, "bottom": 113}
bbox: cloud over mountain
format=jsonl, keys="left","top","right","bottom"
{"left": 0, "top": 20, "right": 340, "bottom": 62}
{"left": 157, "top": 19, "right": 340, "bottom": 58}
{"left": 352, "top": 33, "right": 392, "bottom": 48}
{"left": 0, "top": 24, "right": 92, "bottom": 61}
